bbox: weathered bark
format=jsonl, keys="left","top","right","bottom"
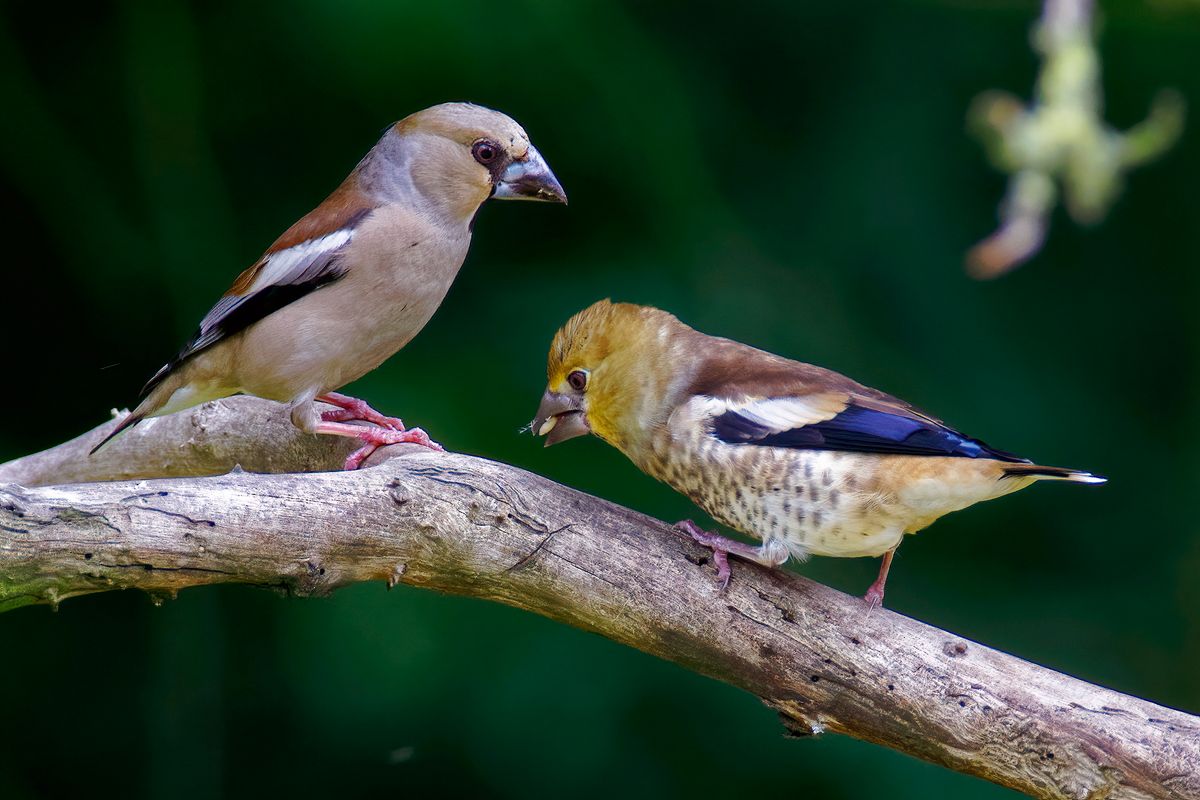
{"left": 0, "top": 397, "right": 1196, "bottom": 800}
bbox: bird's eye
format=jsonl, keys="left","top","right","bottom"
{"left": 567, "top": 370, "right": 588, "bottom": 391}
{"left": 472, "top": 140, "right": 499, "bottom": 165}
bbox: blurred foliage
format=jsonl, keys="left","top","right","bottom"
{"left": 968, "top": 0, "right": 1185, "bottom": 276}
{"left": 1, "top": 1, "right": 1198, "bottom": 798}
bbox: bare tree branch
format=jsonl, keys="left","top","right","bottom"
{"left": 1, "top": 397, "right": 1197, "bottom": 799}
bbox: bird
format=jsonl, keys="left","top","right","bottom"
{"left": 93, "top": 102, "right": 566, "bottom": 469}
{"left": 531, "top": 300, "right": 1104, "bottom": 606}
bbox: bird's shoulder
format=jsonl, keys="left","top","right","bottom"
{"left": 227, "top": 177, "right": 379, "bottom": 297}
{"left": 140, "top": 179, "right": 379, "bottom": 398}
{"left": 682, "top": 333, "right": 918, "bottom": 417}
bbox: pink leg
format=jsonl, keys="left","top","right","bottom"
{"left": 315, "top": 420, "right": 443, "bottom": 470}
{"left": 317, "top": 392, "right": 405, "bottom": 430}
{"left": 864, "top": 546, "right": 898, "bottom": 610}
{"left": 676, "top": 519, "right": 785, "bottom": 590}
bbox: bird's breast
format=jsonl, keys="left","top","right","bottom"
{"left": 642, "top": 426, "right": 1005, "bottom": 559}
{"left": 232, "top": 212, "right": 472, "bottom": 400}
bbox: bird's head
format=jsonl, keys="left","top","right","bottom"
{"left": 533, "top": 300, "right": 682, "bottom": 452}
{"left": 376, "top": 102, "right": 566, "bottom": 224}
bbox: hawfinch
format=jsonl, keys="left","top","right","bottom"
{"left": 532, "top": 301, "right": 1103, "bottom": 606}
{"left": 95, "top": 102, "right": 566, "bottom": 468}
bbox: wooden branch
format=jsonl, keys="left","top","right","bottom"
{"left": 1, "top": 398, "right": 1196, "bottom": 799}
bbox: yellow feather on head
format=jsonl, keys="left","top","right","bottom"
{"left": 545, "top": 300, "right": 681, "bottom": 450}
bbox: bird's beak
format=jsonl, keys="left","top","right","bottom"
{"left": 494, "top": 145, "right": 568, "bottom": 204}
{"left": 532, "top": 390, "right": 589, "bottom": 447}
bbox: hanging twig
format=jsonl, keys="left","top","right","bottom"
{"left": 967, "top": 0, "right": 1184, "bottom": 278}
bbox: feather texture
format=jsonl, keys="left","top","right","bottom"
{"left": 710, "top": 399, "right": 1028, "bottom": 462}
{"left": 96, "top": 102, "right": 566, "bottom": 462}
{"left": 536, "top": 300, "right": 1105, "bottom": 599}
{"left": 142, "top": 210, "right": 371, "bottom": 397}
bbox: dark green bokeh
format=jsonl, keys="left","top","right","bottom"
{"left": 2, "top": 1, "right": 1197, "bottom": 797}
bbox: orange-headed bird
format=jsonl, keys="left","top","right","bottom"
{"left": 532, "top": 300, "right": 1103, "bottom": 606}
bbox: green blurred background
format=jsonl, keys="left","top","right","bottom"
{"left": 1, "top": 1, "right": 1197, "bottom": 797}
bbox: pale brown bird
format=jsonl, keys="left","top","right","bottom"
{"left": 95, "top": 102, "right": 566, "bottom": 468}
{"left": 533, "top": 301, "right": 1103, "bottom": 606}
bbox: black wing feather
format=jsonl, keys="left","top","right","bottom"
{"left": 142, "top": 269, "right": 346, "bottom": 398}
{"left": 139, "top": 222, "right": 361, "bottom": 401}
{"left": 712, "top": 403, "right": 1028, "bottom": 462}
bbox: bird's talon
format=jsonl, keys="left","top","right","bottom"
{"left": 318, "top": 393, "right": 406, "bottom": 430}
{"left": 863, "top": 572, "right": 888, "bottom": 611}
{"left": 399, "top": 427, "right": 444, "bottom": 452}
{"left": 676, "top": 519, "right": 735, "bottom": 588}
{"left": 714, "top": 552, "right": 732, "bottom": 591}
{"left": 343, "top": 444, "right": 376, "bottom": 471}
{"left": 325, "top": 422, "right": 445, "bottom": 470}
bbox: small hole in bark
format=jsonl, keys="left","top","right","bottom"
{"left": 943, "top": 640, "right": 969, "bottom": 657}
{"left": 84, "top": 553, "right": 93, "bottom": 560}
{"left": 850, "top": 637, "right": 861, "bottom": 645}
{"left": 888, "top": 683, "right": 895, "bottom": 691}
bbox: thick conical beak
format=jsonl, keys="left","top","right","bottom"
{"left": 532, "top": 390, "right": 589, "bottom": 447}
{"left": 494, "top": 145, "right": 567, "bottom": 204}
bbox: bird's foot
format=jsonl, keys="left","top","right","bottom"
{"left": 317, "top": 392, "right": 405, "bottom": 430}
{"left": 862, "top": 581, "right": 886, "bottom": 611}
{"left": 343, "top": 427, "right": 443, "bottom": 470}
{"left": 862, "top": 546, "right": 897, "bottom": 611}
{"left": 315, "top": 420, "right": 444, "bottom": 470}
{"left": 676, "top": 519, "right": 768, "bottom": 590}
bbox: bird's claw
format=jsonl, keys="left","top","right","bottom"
{"left": 861, "top": 546, "right": 896, "bottom": 611}
{"left": 318, "top": 392, "right": 405, "bottom": 430}
{"left": 320, "top": 407, "right": 405, "bottom": 429}
{"left": 343, "top": 426, "right": 444, "bottom": 470}
{"left": 709, "top": 549, "right": 732, "bottom": 591}
{"left": 676, "top": 519, "right": 733, "bottom": 590}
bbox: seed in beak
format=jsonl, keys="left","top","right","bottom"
{"left": 538, "top": 416, "right": 559, "bottom": 436}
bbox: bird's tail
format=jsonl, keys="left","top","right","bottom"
{"left": 1001, "top": 464, "right": 1106, "bottom": 484}
{"left": 89, "top": 411, "right": 146, "bottom": 456}
{"left": 88, "top": 367, "right": 186, "bottom": 456}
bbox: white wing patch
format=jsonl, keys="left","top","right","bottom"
{"left": 247, "top": 229, "right": 354, "bottom": 294}
{"left": 690, "top": 393, "right": 848, "bottom": 433}
{"left": 193, "top": 228, "right": 356, "bottom": 343}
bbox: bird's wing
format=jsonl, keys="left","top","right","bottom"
{"left": 142, "top": 186, "right": 376, "bottom": 397}
{"left": 706, "top": 394, "right": 1024, "bottom": 461}
{"left": 688, "top": 340, "right": 1027, "bottom": 462}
